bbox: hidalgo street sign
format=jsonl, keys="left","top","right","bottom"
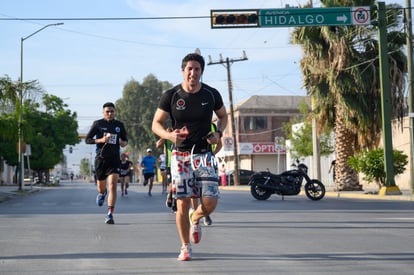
{"left": 260, "top": 7, "right": 370, "bottom": 27}
{"left": 211, "top": 7, "right": 370, "bottom": 29}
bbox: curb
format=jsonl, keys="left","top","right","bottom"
{"left": 324, "top": 190, "right": 414, "bottom": 201}
{"left": 220, "top": 186, "right": 414, "bottom": 201}
{"left": 1, "top": 185, "right": 412, "bottom": 202}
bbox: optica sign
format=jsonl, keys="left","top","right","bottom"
{"left": 238, "top": 142, "right": 286, "bottom": 154}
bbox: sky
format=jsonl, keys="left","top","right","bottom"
{"left": 0, "top": 0, "right": 408, "bottom": 174}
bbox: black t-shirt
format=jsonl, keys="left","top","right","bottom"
{"left": 159, "top": 83, "right": 224, "bottom": 153}
{"left": 85, "top": 118, "right": 128, "bottom": 159}
{"left": 120, "top": 160, "right": 132, "bottom": 176}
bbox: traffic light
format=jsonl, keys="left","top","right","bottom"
{"left": 69, "top": 146, "right": 73, "bottom": 154}
{"left": 211, "top": 10, "right": 259, "bottom": 28}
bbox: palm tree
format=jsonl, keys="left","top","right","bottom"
{"left": 291, "top": 0, "right": 406, "bottom": 190}
{"left": 1, "top": 75, "right": 44, "bottom": 113}
{"left": 0, "top": 75, "right": 44, "bottom": 159}
{"left": 0, "top": 75, "right": 18, "bottom": 112}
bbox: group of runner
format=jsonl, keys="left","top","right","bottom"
{"left": 85, "top": 53, "right": 228, "bottom": 261}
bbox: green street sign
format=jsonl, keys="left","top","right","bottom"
{"left": 259, "top": 7, "right": 370, "bottom": 27}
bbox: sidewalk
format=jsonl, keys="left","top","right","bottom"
{"left": 1, "top": 183, "right": 413, "bottom": 203}
{"left": 0, "top": 184, "right": 41, "bottom": 203}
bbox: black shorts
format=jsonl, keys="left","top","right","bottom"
{"left": 95, "top": 157, "right": 120, "bottom": 181}
{"left": 119, "top": 172, "right": 130, "bottom": 178}
{"left": 143, "top": 173, "right": 155, "bottom": 180}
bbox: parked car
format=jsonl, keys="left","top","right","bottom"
{"left": 225, "top": 169, "right": 256, "bottom": 185}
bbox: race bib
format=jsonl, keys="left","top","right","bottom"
{"left": 104, "top": 132, "right": 117, "bottom": 144}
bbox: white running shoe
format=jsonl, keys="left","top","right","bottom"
{"left": 189, "top": 208, "right": 202, "bottom": 244}
{"left": 177, "top": 243, "right": 192, "bottom": 261}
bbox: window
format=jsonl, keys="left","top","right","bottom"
{"left": 244, "top": 116, "right": 267, "bottom": 130}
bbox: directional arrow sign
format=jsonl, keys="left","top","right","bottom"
{"left": 259, "top": 6, "right": 370, "bottom": 27}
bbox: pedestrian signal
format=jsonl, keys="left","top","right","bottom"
{"left": 211, "top": 10, "right": 259, "bottom": 28}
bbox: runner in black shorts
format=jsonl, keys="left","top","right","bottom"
{"left": 85, "top": 102, "right": 128, "bottom": 224}
{"left": 119, "top": 153, "right": 133, "bottom": 196}
{"left": 141, "top": 148, "right": 156, "bottom": 196}
{"left": 152, "top": 53, "right": 228, "bottom": 261}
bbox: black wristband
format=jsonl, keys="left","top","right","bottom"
{"left": 216, "top": 130, "right": 223, "bottom": 138}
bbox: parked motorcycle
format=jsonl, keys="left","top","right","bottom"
{"left": 249, "top": 160, "right": 325, "bottom": 201}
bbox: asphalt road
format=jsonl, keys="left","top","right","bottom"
{"left": 0, "top": 181, "right": 413, "bottom": 274}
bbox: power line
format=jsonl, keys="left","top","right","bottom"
{"left": 0, "top": 7, "right": 412, "bottom": 21}
{"left": 0, "top": 15, "right": 210, "bottom": 21}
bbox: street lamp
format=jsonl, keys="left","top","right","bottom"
{"left": 18, "top": 23, "right": 63, "bottom": 190}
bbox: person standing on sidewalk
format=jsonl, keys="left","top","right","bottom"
{"left": 141, "top": 148, "right": 156, "bottom": 196}
{"left": 152, "top": 53, "right": 227, "bottom": 261}
{"left": 329, "top": 159, "right": 336, "bottom": 189}
{"left": 219, "top": 164, "right": 227, "bottom": 186}
{"left": 85, "top": 102, "right": 128, "bottom": 224}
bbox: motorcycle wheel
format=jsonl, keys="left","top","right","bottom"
{"left": 304, "top": 179, "right": 325, "bottom": 201}
{"left": 250, "top": 179, "right": 272, "bottom": 200}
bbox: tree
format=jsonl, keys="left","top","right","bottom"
{"left": 80, "top": 158, "right": 91, "bottom": 177}
{"left": 0, "top": 75, "right": 44, "bottom": 166}
{"left": 348, "top": 149, "right": 408, "bottom": 190}
{"left": 283, "top": 99, "right": 334, "bottom": 159}
{"left": 116, "top": 74, "right": 172, "bottom": 159}
{"left": 0, "top": 112, "right": 20, "bottom": 166}
{"left": 0, "top": 75, "right": 18, "bottom": 111}
{"left": 1, "top": 75, "right": 79, "bottom": 183}
{"left": 291, "top": 0, "right": 406, "bottom": 190}
{"left": 24, "top": 95, "right": 79, "bottom": 182}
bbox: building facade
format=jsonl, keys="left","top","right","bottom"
{"left": 217, "top": 95, "right": 309, "bottom": 174}
{"left": 216, "top": 95, "right": 412, "bottom": 191}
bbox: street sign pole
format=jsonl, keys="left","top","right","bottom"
{"left": 376, "top": 2, "right": 400, "bottom": 195}
{"left": 211, "top": 4, "right": 401, "bottom": 195}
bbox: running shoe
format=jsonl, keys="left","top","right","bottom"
{"left": 189, "top": 208, "right": 202, "bottom": 244}
{"left": 177, "top": 244, "right": 192, "bottom": 261}
{"left": 125, "top": 189, "right": 128, "bottom": 195}
{"left": 165, "top": 192, "right": 173, "bottom": 208}
{"left": 105, "top": 213, "right": 114, "bottom": 224}
{"left": 204, "top": 215, "right": 212, "bottom": 226}
{"left": 96, "top": 190, "right": 107, "bottom": 207}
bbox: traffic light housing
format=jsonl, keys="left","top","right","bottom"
{"left": 69, "top": 146, "right": 73, "bottom": 154}
{"left": 211, "top": 10, "right": 259, "bottom": 28}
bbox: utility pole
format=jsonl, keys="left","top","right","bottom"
{"left": 406, "top": 0, "right": 414, "bottom": 194}
{"left": 18, "top": 23, "right": 63, "bottom": 190}
{"left": 309, "top": 0, "right": 321, "bottom": 182}
{"left": 311, "top": 97, "right": 321, "bottom": 181}
{"left": 377, "top": 2, "right": 400, "bottom": 194}
{"left": 208, "top": 52, "right": 248, "bottom": 185}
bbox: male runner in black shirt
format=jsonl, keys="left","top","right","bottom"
{"left": 152, "top": 53, "right": 227, "bottom": 261}
{"left": 85, "top": 102, "right": 128, "bottom": 224}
